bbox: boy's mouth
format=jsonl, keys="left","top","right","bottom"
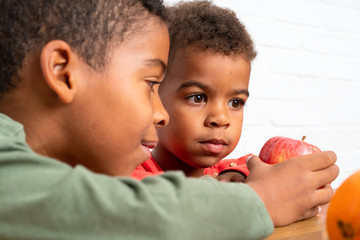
{"left": 140, "top": 141, "right": 157, "bottom": 159}
{"left": 141, "top": 141, "right": 158, "bottom": 149}
{"left": 199, "top": 139, "right": 227, "bottom": 154}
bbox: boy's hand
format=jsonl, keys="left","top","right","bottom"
{"left": 245, "top": 151, "right": 339, "bottom": 227}
{"left": 216, "top": 171, "right": 246, "bottom": 182}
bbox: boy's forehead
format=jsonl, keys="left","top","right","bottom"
{"left": 171, "top": 45, "right": 249, "bottom": 67}
{"left": 102, "top": 20, "right": 169, "bottom": 66}
{"left": 122, "top": 19, "right": 168, "bottom": 43}
{"left": 165, "top": 46, "right": 251, "bottom": 86}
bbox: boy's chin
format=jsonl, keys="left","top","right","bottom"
{"left": 190, "top": 156, "right": 223, "bottom": 168}
{"left": 99, "top": 150, "right": 151, "bottom": 177}
{"left": 140, "top": 144, "right": 152, "bottom": 159}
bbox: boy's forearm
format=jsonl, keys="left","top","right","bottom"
{"left": 0, "top": 159, "right": 273, "bottom": 240}
{"left": 130, "top": 172, "right": 274, "bottom": 239}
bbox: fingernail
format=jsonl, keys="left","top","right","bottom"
{"left": 246, "top": 155, "right": 253, "bottom": 163}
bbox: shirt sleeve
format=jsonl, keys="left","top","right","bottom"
{"left": 0, "top": 155, "right": 273, "bottom": 240}
{"left": 204, "top": 154, "right": 251, "bottom": 178}
{"left": 0, "top": 124, "right": 273, "bottom": 240}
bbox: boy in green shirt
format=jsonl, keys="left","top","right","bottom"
{"left": 0, "top": 0, "right": 338, "bottom": 239}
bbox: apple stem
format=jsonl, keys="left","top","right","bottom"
{"left": 302, "top": 136, "right": 306, "bottom": 141}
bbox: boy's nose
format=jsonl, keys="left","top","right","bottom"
{"left": 208, "top": 120, "right": 230, "bottom": 128}
{"left": 152, "top": 93, "right": 169, "bottom": 128}
{"left": 204, "top": 105, "right": 230, "bottom": 128}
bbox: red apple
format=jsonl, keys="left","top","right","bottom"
{"left": 259, "top": 136, "right": 321, "bottom": 164}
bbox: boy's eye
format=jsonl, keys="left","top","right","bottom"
{"left": 147, "top": 81, "right": 161, "bottom": 92}
{"left": 148, "top": 81, "right": 155, "bottom": 88}
{"left": 228, "top": 98, "right": 245, "bottom": 109}
{"left": 186, "top": 94, "right": 207, "bottom": 104}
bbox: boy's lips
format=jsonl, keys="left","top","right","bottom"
{"left": 140, "top": 141, "right": 157, "bottom": 159}
{"left": 141, "top": 141, "right": 158, "bottom": 149}
{"left": 199, "top": 139, "right": 227, "bottom": 154}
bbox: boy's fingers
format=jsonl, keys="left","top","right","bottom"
{"left": 300, "top": 185, "right": 334, "bottom": 221}
{"left": 314, "top": 184, "right": 335, "bottom": 206}
{"left": 301, "top": 151, "right": 337, "bottom": 171}
{"left": 246, "top": 155, "right": 265, "bottom": 171}
{"left": 299, "top": 206, "right": 320, "bottom": 222}
{"left": 313, "top": 164, "right": 339, "bottom": 188}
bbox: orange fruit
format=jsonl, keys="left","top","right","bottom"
{"left": 327, "top": 170, "right": 360, "bottom": 240}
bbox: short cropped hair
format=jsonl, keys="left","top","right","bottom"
{"left": 0, "top": 0, "right": 166, "bottom": 97}
{"left": 167, "top": 0, "right": 256, "bottom": 62}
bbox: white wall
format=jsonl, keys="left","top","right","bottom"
{"left": 165, "top": 0, "right": 360, "bottom": 188}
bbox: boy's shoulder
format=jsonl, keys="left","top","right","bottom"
{"left": 0, "top": 113, "right": 24, "bottom": 138}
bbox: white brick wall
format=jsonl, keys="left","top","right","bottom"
{"left": 165, "top": 0, "right": 360, "bottom": 188}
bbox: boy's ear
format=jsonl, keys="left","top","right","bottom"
{"left": 40, "top": 40, "right": 78, "bottom": 104}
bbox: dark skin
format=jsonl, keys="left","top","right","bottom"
{"left": 0, "top": 21, "right": 170, "bottom": 176}
{"left": 149, "top": 46, "right": 338, "bottom": 226}
{"left": 0, "top": 20, "right": 339, "bottom": 227}
{"left": 153, "top": 49, "right": 251, "bottom": 180}
{"left": 217, "top": 170, "right": 246, "bottom": 182}
{"left": 246, "top": 152, "right": 338, "bottom": 226}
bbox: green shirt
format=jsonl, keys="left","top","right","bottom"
{"left": 0, "top": 113, "right": 273, "bottom": 240}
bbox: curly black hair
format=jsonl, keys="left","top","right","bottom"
{"left": 167, "top": 0, "right": 256, "bottom": 63}
{"left": 0, "top": 0, "right": 166, "bottom": 97}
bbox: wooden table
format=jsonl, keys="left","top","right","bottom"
{"left": 265, "top": 204, "right": 329, "bottom": 240}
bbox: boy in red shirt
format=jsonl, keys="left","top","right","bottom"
{"left": 132, "top": 1, "right": 255, "bottom": 182}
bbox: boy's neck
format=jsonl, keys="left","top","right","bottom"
{"left": 0, "top": 58, "right": 73, "bottom": 166}
{"left": 152, "top": 145, "right": 206, "bottom": 178}
{"left": 0, "top": 96, "right": 69, "bottom": 162}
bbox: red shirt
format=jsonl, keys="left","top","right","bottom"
{"left": 131, "top": 154, "right": 251, "bottom": 180}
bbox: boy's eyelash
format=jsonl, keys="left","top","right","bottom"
{"left": 148, "top": 81, "right": 161, "bottom": 91}
{"left": 186, "top": 93, "right": 205, "bottom": 98}
{"left": 184, "top": 93, "right": 247, "bottom": 109}
{"left": 229, "top": 98, "right": 247, "bottom": 110}
{"left": 185, "top": 93, "right": 207, "bottom": 102}
{"left": 234, "top": 98, "right": 246, "bottom": 105}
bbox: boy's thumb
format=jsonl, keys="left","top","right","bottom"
{"left": 246, "top": 155, "right": 264, "bottom": 171}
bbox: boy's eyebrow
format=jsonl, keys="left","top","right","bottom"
{"left": 144, "top": 58, "right": 167, "bottom": 75}
{"left": 232, "top": 89, "right": 250, "bottom": 97}
{"left": 177, "top": 80, "right": 250, "bottom": 97}
{"left": 177, "top": 81, "right": 210, "bottom": 92}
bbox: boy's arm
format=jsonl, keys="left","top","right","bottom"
{"left": 0, "top": 117, "right": 338, "bottom": 238}
{"left": 0, "top": 153, "right": 273, "bottom": 240}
